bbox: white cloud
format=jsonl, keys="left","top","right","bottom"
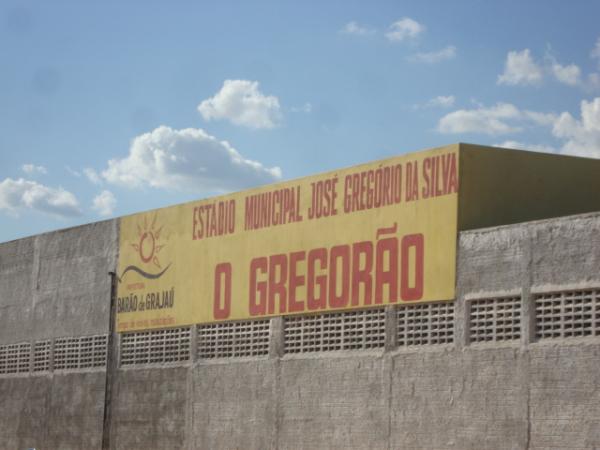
{"left": 0, "top": 178, "right": 81, "bottom": 217}
{"left": 65, "top": 166, "right": 81, "bottom": 177}
{"left": 290, "top": 102, "right": 312, "bottom": 113}
{"left": 498, "top": 49, "right": 543, "bottom": 86}
{"left": 198, "top": 80, "right": 281, "bottom": 129}
{"left": 501, "top": 44, "right": 600, "bottom": 90}
{"left": 84, "top": 168, "right": 102, "bottom": 185}
{"left": 437, "top": 102, "right": 556, "bottom": 135}
{"left": 586, "top": 73, "right": 600, "bottom": 91}
{"left": 495, "top": 140, "right": 556, "bottom": 154}
{"left": 591, "top": 37, "right": 600, "bottom": 66}
{"left": 544, "top": 50, "right": 582, "bottom": 87}
{"left": 551, "top": 62, "right": 581, "bottom": 86}
{"left": 340, "top": 21, "right": 374, "bottom": 36}
{"left": 410, "top": 46, "right": 456, "bottom": 64}
{"left": 22, "top": 164, "right": 47, "bottom": 175}
{"left": 522, "top": 110, "right": 557, "bottom": 126}
{"left": 552, "top": 97, "right": 600, "bottom": 157}
{"left": 545, "top": 44, "right": 600, "bottom": 91}
{"left": 440, "top": 95, "right": 600, "bottom": 158}
{"left": 101, "top": 125, "right": 282, "bottom": 193}
{"left": 92, "top": 190, "right": 116, "bottom": 217}
{"left": 430, "top": 95, "right": 455, "bottom": 108}
{"left": 438, "top": 103, "right": 523, "bottom": 135}
{"left": 417, "top": 95, "right": 455, "bottom": 109}
{"left": 385, "top": 18, "right": 424, "bottom": 42}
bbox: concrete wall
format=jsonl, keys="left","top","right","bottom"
{"left": 0, "top": 372, "right": 106, "bottom": 450}
{"left": 111, "top": 367, "right": 188, "bottom": 449}
{"left": 0, "top": 219, "right": 118, "bottom": 341}
{"left": 0, "top": 220, "right": 117, "bottom": 450}
{"left": 2, "top": 213, "right": 600, "bottom": 449}
{"left": 454, "top": 212, "right": 600, "bottom": 449}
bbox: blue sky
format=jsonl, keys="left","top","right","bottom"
{"left": 2, "top": 0, "right": 600, "bottom": 242}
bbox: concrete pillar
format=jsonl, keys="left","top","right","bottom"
{"left": 269, "top": 316, "right": 284, "bottom": 358}
{"left": 520, "top": 226, "right": 536, "bottom": 347}
{"left": 189, "top": 324, "right": 198, "bottom": 363}
{"left": 384, "top": 305, "right": 397, "bottom": 351}
{"left": 49, "top": 337, "right": 55, "bottom": 372}
{"left": 454, "top": 294, "right": 469, "bottom": 350}
{"left": 462, "top": 298, "right": 472, "bottom": 347}
{"left": 28, "top": 342, "right": 34, "bottom": 374}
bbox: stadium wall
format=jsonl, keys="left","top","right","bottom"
{"left": 2, "top": 213, "right": 600, "bottom": 449}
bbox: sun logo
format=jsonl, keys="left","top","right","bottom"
{"left": 130, "top": 214, "right": 166, "bottom": 269}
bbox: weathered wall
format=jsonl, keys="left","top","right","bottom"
{"left": 0, "top": 219, "right": 118, "bottom": 341}
{"left": 455, "top": 213, "right": 600, "bottom": 449}
{"left": 190, "top": 360, "right": 279, "bottom": 450}
{"left": 111, "top": 367, "right": 188, "bottom": 449}
{"left": 0, "top": 220, "right": 117, "bottom": 450}
{"left": 2, "top": 213, "right": 600, "bottom": 449}
{"left": 0, "top": 372, "right": 106, "bottom": 450}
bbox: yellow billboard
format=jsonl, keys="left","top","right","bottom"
{"left": 116, "top": 144, "right": 459, "bottom": 332}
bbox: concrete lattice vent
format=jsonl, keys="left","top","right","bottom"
{"left": 32, "top": 340, "right": 51, "bottom": 372}
{"left": 0, "top": 342, "right": 31, "bottom": 375}
{"left": 54, "top": 335, "right": 108, "bottom": 370}
{"left": 397, "top": 302, "right": 454, "bottom": 346}
{"left": 535, "top": 290, "right": 600, "bottom": 340}
{"left": 120, "top": 327, "right": 191, "bottom": 366}
{"left": 469, "top": 297, "right": 521, "bottom": 343}
{"left": 197, "top": 319, "right": 270, "bottom": 359}
{"left": 283, "top": 307, "right": 386, "bottom": 354}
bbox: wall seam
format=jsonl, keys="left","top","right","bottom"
{"left": 274, "top": 357, "right": 281, "bottom": 450}
{"left": 524, "top": 226, "right": 534, "bottom": 450}
{"left": 30, "top": 235, "right": 41, "bottom": 342}
{"left": 525, "top": 351, "right": 531, "bottom": 450}
{"left": 386, "top": 354, "right": 394, "bottom": 450}
{"left": 184, "top": 363, "right": 195, "bottom": 449}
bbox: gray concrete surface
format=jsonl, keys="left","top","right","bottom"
{"left": 0, "top": 220, "right": 118, "bottom": 342}
{"left": 0, "top": 372, "right": 106, "bottom": 450}
{"left": 111, "top": 367, "right": 188, "bottom": 449}
{"left": 2, "top": 212, "right": 600, "bottom": 449}
{"left": 0, "top": 221, "right": 117, "bottom": 450}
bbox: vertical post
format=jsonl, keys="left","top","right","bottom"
{"left": 28, "top": 342, "right": 34, "bottom": 374}
{"left": 463, "top": 299, "right": 472, "bottom": 347}
{"left": 384, "top": 305, "right": 397, "bottom": 351}
{"left": 521, "top": 287, "right": 536, "bottom": 347}
{"left": 49, "top": 337, "right": 55, "bottom": 372}
{"left": 102, "top": 271, "right": 118, "bottom": 450}
{"left": 269, "top": 316, "right": 284, "bottom": 358}
{"left": 190, "top": 324, "right": 198, "bottom": 364}
{"left": 520, "top": 228, "right": 536, "bottom": 348}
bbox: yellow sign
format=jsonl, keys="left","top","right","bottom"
{"left": 116, "top": 145, "right": 459, "bottom": 332}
